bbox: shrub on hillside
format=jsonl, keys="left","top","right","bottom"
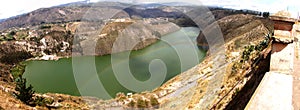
{"left": 137, "top": 98, "right": 148, "bottom": 108}
{"left": 11, "top": 62, "right": 26, "bottom": 80}
{"left": 14, "top": 76, "right": 35, "bottom": 105}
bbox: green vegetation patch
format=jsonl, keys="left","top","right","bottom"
{"left": 11, "top": 62, "right": 26, "bottom": 81}
{"left": 14, "top": 75, "right": 35, "bottom": 105}
{"left": 230, "top": 34, "right": 270, "bottom": 76}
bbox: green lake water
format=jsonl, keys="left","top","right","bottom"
{"left": 23, "top": 27, "right": 206, "bottom": 99}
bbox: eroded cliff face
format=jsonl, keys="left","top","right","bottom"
{"left": 197, "top": 14, "right": 273, "bottom": 47}
{"left": 77, "top": 19, "right": 180, "bottom": 56}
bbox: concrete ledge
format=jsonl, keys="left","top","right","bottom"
{"left": 273, "top": 30, "right": 293, "bottom": 43}
{"left": 245, "top": 72, "right": 293, "bottom": 110}
{"left": 270, "top": 43, "right": 294, "bottom": 73}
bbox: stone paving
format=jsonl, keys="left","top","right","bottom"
{"left": 293, "top": 62, "right": 300, "bottom": 110}
{"left": 246, "top": 72, "right": 293, "bottom": 110}
{"left": 270, "top": 43, "right": 294, "bottom": 74}
{"left": 293, "top": 24, "right": 300, "bottom": 110}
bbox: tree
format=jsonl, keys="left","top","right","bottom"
{"left": 262, "top": 12, "right": 270, "bottom": 18}
{"left": 14, "top": 76, "right": 35, "bottom": 105}
{"left": 5, "top": 31, "right": 16, "bottom": 41}
{"left": 11, "top": 63, "right": 26, "bottom": 80}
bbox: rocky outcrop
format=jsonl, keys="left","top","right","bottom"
{"left": 0, "top": 42, "right": 33, "bottom": 82}
{"left": 0, "top": 24, "right": 74, "bottom": 60}
{"left": 0, "top": 42, "right": 33, "bottom": 64}
{"left": 197, "top": 14, "right": 273, "bottom": 48}
{"left": 75, "top": 19, "right": 180, "bottom": 56}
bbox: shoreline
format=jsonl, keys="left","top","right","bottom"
{"left": 25, "top": 26, "right": 186, "bottom": 62}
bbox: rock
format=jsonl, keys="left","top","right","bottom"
{"left": 0, "top": 42, "right": 33, "bottom": 64}
{"left": 47, "top": 102, "right": 62, "bottom": 108}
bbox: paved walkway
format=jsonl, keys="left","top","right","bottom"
{"left": 293, "top": 28, "right": 300, "bottom": 110}
{"left": 246, "top": 72, "right": 293, "bottom": 110}
{"left": 293, "top": 59, "right": 300, "bottom": 110}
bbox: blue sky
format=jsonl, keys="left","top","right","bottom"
{"left": 0, "top": 0, "right": 299, "bottom": 19}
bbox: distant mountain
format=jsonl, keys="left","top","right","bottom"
{"left": 135, "top": 2, "right": 195, "bottom": 8}
{"left": 160, "top": 2, "right": 196, "bottom": 6}
{"left": 0, "top": 1, "right": 193, "bottom": 30}
{"left": 0, "top": 2, "right": 131, "bottom": 30}
{"left": 136, "top": 3, "right": 165, "bottom": 8}
{"left": 0, "top": 1, "right": 264, "bottom": 31}
{"left": 55, "top": 0, "right": 91, "bottom": 7}
{"left": 0, "top": 6, "right": 89, "bottom": 30}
